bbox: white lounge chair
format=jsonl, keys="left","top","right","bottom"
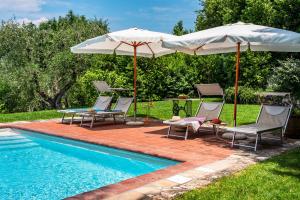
{"left": 93, "top": 81, "right": 132, "bottom": 92}
{"left": 79, "top": 97, "right": 133, "bottom": 128}
{"left": 164, "top": 102, "right": 224, "bottom": 140}
{"left": 58, "top": 96, "right": 112, "bottom": 124}
{"left": 164, "top": 83, "right": 225, "bottom": 140}
{"left": 226, "top": 104, "right": 292, "bottom": 151}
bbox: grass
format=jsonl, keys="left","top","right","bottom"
{"left": 177, "top": 148, "right": 300, "bottom": 200}
{"left": 0, "top": 100, "right": 260, "bottom": 125}
{"left": 0, "top": 110, "right": 61, "bottom": 123}
{"left": 129, "top": 100, "right": 260, "bottom": 126}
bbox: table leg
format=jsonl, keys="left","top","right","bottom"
{"left": 185, "top": 100, "right": 192, "bottom": 117}
{"left": 172, "top": 100, "right": 180, "bottom": 116}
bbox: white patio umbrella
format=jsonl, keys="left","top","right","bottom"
{"left": 71, "top": 28, "right": 176, "bottom": 123}
{"left": 163, "top": 22, "right": 300, "bottom": 126}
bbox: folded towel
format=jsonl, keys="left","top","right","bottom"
{"left": 164, "top": 117, "right": 206, "bottom": 132}
{"left": 184, "top": 117, "right": 206, "bottom": 123}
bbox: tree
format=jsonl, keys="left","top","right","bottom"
{"left": 172, "top": 20, "right": 189, "bottom": 36}
{"left": 196, "top": 0, "right": 300, "bottom": 32}
{"left": 195, "top": 0, "right": 246, "bottom": 31}
{"left": 0, "top": 11, "right": 109, "bottom": 110}
{"left": 268, "top": 58, "right": 300, "bottom": 100}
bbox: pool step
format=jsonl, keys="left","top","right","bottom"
{"left": 0, "top": 130, "right": 39, "bottom": 151}
{"left": 0, "top": 142, "right": 39, "bottom": 151}
{"left": 0, "top": 129, "right": 19, "bottom": 137}
{"left": 0, "top": 138, "right": 33, "bottom": 145}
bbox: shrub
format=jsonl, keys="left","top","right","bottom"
{"left": 225, "top": 86, "right": 261, "bottom": 104}
{"left": 268, "top": 58, "right": 300, "bottom": 101}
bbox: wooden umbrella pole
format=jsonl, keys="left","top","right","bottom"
{"left": 233, "top": 42, "right": 241, "bottom": 127}
{"left": 133, "top": 44, "right": 137, "bottom": 121}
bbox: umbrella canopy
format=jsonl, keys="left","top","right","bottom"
{"left": 71, "top": 28, "right": 176, "bottom": 121}
{"left": 162, "top": 22, "right": 300, "bottom": 126}
{"left": 71, "top": 27, "right": 175, "bottom": 57}
{"left": 163, "top": 22, "right": 300, "bottom": 55}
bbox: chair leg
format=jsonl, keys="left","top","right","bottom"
{"left": 184, "top": 125, "right": 189, "bottom": 140}
{"left": 70, "top": 114, "right": 75, "bottom": 125}
{"left": 231, "top": 132, "right": 237, "bottom": 148}
{"left": 80, "top": 116, "right": 84, "bottom": 127}
{"left": 61, "top": 113, "right": 65, "bottom": 123}
{"left": 280, "top": 129, "right": 284, "bottom": 145}
{"left": 167, "top": 125, "right": 172, "bottom": 138}
{"left": 90, "top": 116, "right": 95, "bottom": 128}
{"left": 113, "top": 115, "right": 116, "bottom": 124}
{"left": 254, "top": 134, "right": 259, "bottom": 151}
{"left": 213, "top": 124, "right": 217, "bottom": 136}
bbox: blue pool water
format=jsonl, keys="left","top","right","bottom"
{"left": 0, "top": 128, "right": 178, "bottom": 200}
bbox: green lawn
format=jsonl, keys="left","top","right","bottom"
{"left": 0, "top": 110, "right": 62, "bottom": 123}
{"left": 0, "top": 100, "right": 260, "bottom": 126}
{"left": 129, "top": 100, "right": 260, "bottom": 126}
{"left": 177, "top": 148, "right": 300, "bottom": 200}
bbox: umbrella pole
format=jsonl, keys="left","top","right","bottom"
{"left": 133, "top": 45, "right": 137, "bottom": 121}
{"left": 233, "top": 42, "right": 241, "bottom": 127}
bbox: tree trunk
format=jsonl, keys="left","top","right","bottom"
{"left": 32, "top": 72, "right": 76, "bottom": 109}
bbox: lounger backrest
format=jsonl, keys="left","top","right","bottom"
{"left": 93, "top": 96, "right": 112, "bottom": 110}
{"left": 195, "top": 83, "right": 224, "bottom": 97}
{"left": 114, "top": 97, "right": 133, "bottom": 113}
{"left": 257, "top": 105, "right": 292, "bottom": 130}
{"left": 196, "top": 102, "right": 224, "bottom": 121}
{"left": 93, "top": 81, "right": 112, "bottom": 92}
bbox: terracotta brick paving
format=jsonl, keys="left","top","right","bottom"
{"left": 2, "top": 121, "right": 234, "bottom": 199}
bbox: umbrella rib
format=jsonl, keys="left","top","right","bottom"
{"left": 114, "top": 42, "right": 123, "bottom": 52}
{"left": 121, "top": 41, "right": 134, "bottom": 46}
{"left": 193, "top": 44, "right": 205, "bottom": 55}
{"left": 116, "top": 41, "right": 155, "bottom": 56}
{"left": 145, "top": 43, "right": 155, "bottom": 57}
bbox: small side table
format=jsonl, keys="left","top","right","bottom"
{"left": 172, "top": 99, "right": 193, "bottom": 117}
{"left": 210, "top": 122, "right": 227, "bottom": 138}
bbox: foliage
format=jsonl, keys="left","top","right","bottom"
{"left": 172, "top": 21, "right": 190, "bottom": 36}
{"left": 268, "top": 58, "right": 300, "bottom": 100}
{"left": 177, "top": 148, "right": 300, "bottom": 200}
{"left": 0, "top": 1, "right": 299, "bottom": 113}
{"left": 196, "top": 0, "right": 300, "bottom": 32}
{"left": 0, "top": 11, "right": 109, "bottom": 111}
{"left": 225, "top": 86, "right": 261, "bottom": 104}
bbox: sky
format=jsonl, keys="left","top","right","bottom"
{"left": 0, "top": 0, "right": 199, "bottom": 33}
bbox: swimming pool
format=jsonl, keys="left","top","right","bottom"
{"left": 0, "top": 128, "right": 178, "bottom": 199}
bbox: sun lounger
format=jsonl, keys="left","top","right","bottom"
{"left": 226, "top": 104, "right": 292, "bottom": 151}
{"left": 93, "top": 81, "right": 132, "bottom": 92}
{"left": 164, "top": 83, "right": 224, "bottom": 140}
{"left": 164, "top": 102, "right": 224, "bottom": 139}
{"left": 58, "top": 96, "right": 112, "bottom": 124}
{"left": 79, "top": 97, "right": 133, "bottom": 128}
